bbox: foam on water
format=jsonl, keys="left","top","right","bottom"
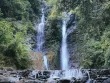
{"left": 50, "top": 69, "right": 83, "bottom": 80}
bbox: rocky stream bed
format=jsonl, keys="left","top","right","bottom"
{"left": 0, "top": 67, "right": 110, "bottom": 83}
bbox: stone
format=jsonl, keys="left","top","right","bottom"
{"left": 0, "top": 72, "right": 3, "bottom": 76}
{"left": 6, "top": 67, "right": 14, "bottom": 71}
{"left": 22, "top": 70, "right": 31, "bottom": 78}
{"left": 81, "top": 76, "right": 88, "bottom": 83}
{"left": 0, "top": 76, "right": 10, "bottom": 82}
{"left": 0, "top": 67, "right": 4, "bottom": 71}
{"left": 67, "top": 14, "right": 76, "bottom": 28}
{"left": 24, "top": 80, "right": 43, "bottom": 83}
{"left": 59, "top": 79, "right": 71, "bottom": 83}
{"left": 0, "top": 82, "right": 12, "bottom": 83}
{"left": 103, "top": 78, "right": 110, "bottom": 83}
{"left": 0, "top": 69, "right": 110, "bottom": 83}
{"left": 29, "top": 51, "right": 44, "bottom": 70}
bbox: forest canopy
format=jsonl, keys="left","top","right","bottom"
{"left": 0, "top": 0, "right": 110, "bottom": 69}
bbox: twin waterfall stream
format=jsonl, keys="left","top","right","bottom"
{"left": 7, "top": 8, "right": 94, "bottom": 83}
{"left": 35, "top": 8, "right": 90, "bottom": 82}
{"left": 35, "top": 8, "right": 92, "bottom": 83}
{"left": 2, "top": 7, "right": 98, "bottom": 83}
{"left": 61, "top": 20, "right": 69, "bottom": 70}
{"left": 36, "top": 9, "right": 70, "bottom": 70}
{"left": 0, "top": 2, "right": 109, "bottom": 83}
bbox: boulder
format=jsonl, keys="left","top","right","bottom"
{"left": 67, "top": 14, "right": 76, "bottom": 28}
{"left": 103, "top": 78, "right": 110, "bottom": 83}
{"left": 22, "top": 70, "right": 31, "bottom": 78}
{"left": 0, "top": 76, "right": 11, "bottom": 83}
{"left": 59, "top": 79, "right": 71, "bottom": 83}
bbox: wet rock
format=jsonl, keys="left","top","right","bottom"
{"left": 67, "top": 14, "right": 76, "bottom": 28}
{"left": 103, "top": 78, "right": 110, "bottom": 83}
{"left": 90, "top": 70, "right": 97, "bottom": 79}
{"left": 0, "top": 82, "right": 12, "bottom": 83}
{"left": 0, "top": 72, "right": 3, "bottom": 76}
{"left": 6, "top": 67, "right": 14, "bottom": 71}
{"left": 59, "top": 79, "right": 71, "bottom": 83}
{"left": 0, "top": 67, "right": 4, "bottom": 71}
{"left": 15, "top": 80, "right": 24, "bottom": 83}
{"left": 43, "top": 71, "right": 50, "bottom": 78}
{"left": 35, "top": 70, "right": 50, "bottom": 80}
{"left": 1, "top": 67, "right": 14, "bottom": 71}
{"left": 22, "top": 70, "right": 31, "bottom": 78}
{"left": 24, "top": 80, "right": 43, "bottom": 83}
{"left": 82, "top": 76, "right": 88, "bottom": 83}
{"left": 0, "top": 76, "right": 10, "bottom": 83}
{"left": 0, "top": 69, "right": 110, "bottom": 83}
{"left": 9, "top": 71, "right": 17, "bottom": 77}
{"left": 86, "top": 79, "right": 96, "bottom": 83}
{"left": 43, "top": 71, "right": 50, "bottom": 75}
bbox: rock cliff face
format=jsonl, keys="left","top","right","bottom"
{"left": 29, "top": 51, "right": 44, "bottom": 70}
{"left": 0, "top": 67, "right": 110, "bottom": 83}
{"left": 44, "top": 14, "right": 78, "bottom": 69}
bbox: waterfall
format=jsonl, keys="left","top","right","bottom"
{"left": 61, "top": 20, "right": 69, "bottom": 70}
{"left": 43, "top": 55, "right": 49, "bottom": 70}
{"left": 36, "top": 9, "right": 45, "bottom": 52}
{"left": 86, "top": 71, "right": 94, "bottom": 83}
{"left": 49, "top": 69, "right": 83, "bottom": 82}
{"left": 36, "top": 8, "right": 49, "bottom": 70}
{"left": 60, "top": 13, "right": 77, "bottom": 70}
{"left": 57, "top": 13, "right": 84, "bottom": 79}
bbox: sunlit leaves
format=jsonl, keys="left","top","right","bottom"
{"left": 0, "top": 20, "right": 32, "bottom": 69}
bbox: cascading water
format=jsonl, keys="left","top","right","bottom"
{"left": 37, "top": 9, "right": 45, "bottom": 52}
{"left": 48, "top": 69, "right": 83, "bottom": 82}
{"left": 43, "top": 55, "right": 49, "bottom": 70}
{"left": 48, "top": 13, "right": 84, "bottom": 81}
{"left": 86, "top": 70, "right": 96, "bottom": 83}
{"left": 35, "top": 9, "right": 90, "bottom": 82}
{"left": 61, "top": 20, "right": 69, "bottom": 70}
{"left": 36, "top": 8, "right": 49, "bottom": 70}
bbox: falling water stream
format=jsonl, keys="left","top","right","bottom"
{"left": 36, "top": 9, "right": 45, "bottom": 52}
{"left": 61, "top": 20, "right": 69, "bottom": 70}
{"left": 36, "top": 8, "right": 49, "bottom": 70}
{"left": 51, "top": 13, "right": 84, "bottom": 80}
{"left": 36, "top": 9, "right": 89, "bottom": 82}
{"left": 3, "top": 2, "right": 98, "bottom": 82}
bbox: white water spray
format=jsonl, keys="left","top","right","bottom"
{"left": 49, "top": 69, "right": 83, "bottom": 82}
{"left": 86, "top": 71, "right": 92, "bottom": 83}
{"left": 61, "top": 20, "right": 69, "bottom": 70}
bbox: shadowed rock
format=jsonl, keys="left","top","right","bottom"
{"left": 103, "top": 78, "right": 110, "bottom": 83}
{"left": 0, "top": 69, "right": 110, "bottom": 83}
{"left": 67, "top": 14, "right": 76, "bottom": 28}
{"left": 60, "top": 79, "right": 71, "bottom": 83}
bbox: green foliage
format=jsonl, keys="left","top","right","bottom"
{"left": 0, "top": 0, "right": 40, "bottom": 21}
{"left": 0, "top": 8, "right": 3, "bottom": 18}
{"left": 45, "top": 18, "right": 62, "bottom": 69}
{"left": 4, "top": 42, "right": 31, "bottom": 69}
{"left": 0, "top": 20, "right": 32, "bottom": 69}
{"left": 76, "top": 0, "right": 110, "bottom": 68}
{"left": 0, "top": 0, "right": 41, "bottom": 69}
{"left": 0, "top": 21, "right": 14, "bottom": 45}
{"left": 28, "top": 0, "right": 41, "bottom": 15}
{"left": 46, "top": 0, "right": 110, "bottom": 68}
{"left": 0, "top": 0, "right": 110, "bottom": 69}
{"left": 81, "top": 39, "right": 104, "bottom": 68}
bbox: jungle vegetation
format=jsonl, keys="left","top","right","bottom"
{"left": 0, "top": 0, "right": 110, "bottom": 69}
